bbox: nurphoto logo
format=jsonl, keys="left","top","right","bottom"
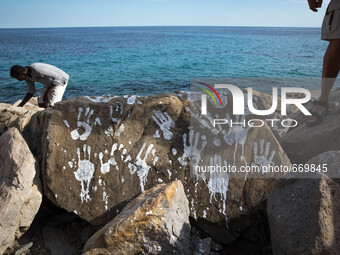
{"left": 196, "top": 82, "right": 312, "bottom": 128}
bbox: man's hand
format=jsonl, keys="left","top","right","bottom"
{"left": 308, "top": 0, "right": 322, "bottom": 12}
{"left": 18, "top": 93, "right": 34, "bottom": 107}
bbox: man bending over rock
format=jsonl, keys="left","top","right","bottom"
{"left": 305, "top": 0, "right": 340, "bottom": 126}
{"left": 10, "top": 63, "right": 69, "bottom": 108}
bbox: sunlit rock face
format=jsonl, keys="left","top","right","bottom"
{"left": 37, "top": 91, "right": 290, "bottom": 225}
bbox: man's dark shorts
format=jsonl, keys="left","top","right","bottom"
{"left": 322, "top": 0, "right": 340, "bottom": 40}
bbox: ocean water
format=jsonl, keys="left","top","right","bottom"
{"left": 0, "top": 26, "right": 328, "bottom": 104}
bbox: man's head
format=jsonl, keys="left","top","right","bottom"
{"left": 10, "top": 65, "right": 27, "bottom": 81}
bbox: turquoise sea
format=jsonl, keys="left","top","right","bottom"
{"left": 0, "top": 26, "right": 328, "bottom": 104}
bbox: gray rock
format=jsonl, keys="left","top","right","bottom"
{"left": 281, "top": 115, "right": 340, "bottom": 163}
{"left": 0, "top": 128, "right": 42, "bottom": 254}
{"left": 14, "top": 242, "right": 33, "bottom": 255}
{"left": 268, "top": 172, "right": 340, "bottom": 254}
{"left": 42, "top": 227, "right": 77, "bottom": 255}
{"left": 306, "top": 150, "right": 340, "bottom": 184}
{"left": 192, "top": 237, "right": 211, "bottom": 255}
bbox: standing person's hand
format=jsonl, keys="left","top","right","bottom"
{"left": 308, "top": 0, "right": 322, "bottom": 12}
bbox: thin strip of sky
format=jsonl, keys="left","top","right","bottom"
{"left": 0, "top": 0, "right": 331, "bottom": 28}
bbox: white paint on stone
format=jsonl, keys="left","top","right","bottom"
{"left": 127, "top": 95, "right": 137, "bottom": 105}
{"left": 70, "top": 107, "right": 101, "bottom": 141}
{"left": 74, "top": 145, "right": 95, "bottom": 203}
{"left": 152, "top": 110, "right": 175, "bottom": 140}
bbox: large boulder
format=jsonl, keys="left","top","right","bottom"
{"left": 0, "top": 103, "right": 43, "bottom": 136}
{"left": 267, "top": 172, "right": 340, "bottom": 255}
{"left": 37, "top": 92, "right": 290, "bottom": 225}
{"left": 306, "top": 151, "right": 340, "bottom": 185}
{"left": 281, "top": 115, "right": 340, "bottom": 163}
{"left": 0, "top": 128, "right": 43, "bottom": 254}
{"left": 83, "top": 180, "right": 191, "bottom": 255}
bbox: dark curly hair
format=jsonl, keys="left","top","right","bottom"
{"left": 10, "top": 65, "right": 25, "bottom": 77}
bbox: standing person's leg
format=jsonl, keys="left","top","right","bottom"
{"left": 305, "top": 39, "right": 340, "bottom": 125}
{"left": 319, "top": 39, "right": 340, "bottom": 103}
{"left": 305, "top": 4, "right": 340, "bottom": 126}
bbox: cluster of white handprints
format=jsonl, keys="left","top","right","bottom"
{"left": 64, "top": 103, "right": 160, "bottom": 205}
{"left": 63, "top": 95, "right": 277, "bottom": 219}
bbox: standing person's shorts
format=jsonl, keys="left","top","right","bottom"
{"left": 322, "top": 1, "right": 340, "bottom": 41}
{"left": 38, "top": 82, "right": 68, "bottom": 106}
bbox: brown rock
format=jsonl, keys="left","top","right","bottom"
{"left": 0, "top": 128, "right": 43, "bottom": 254}
{"left": 83, "top": 180, "right": 191, "bottom": 255}
{"left": 267, "top": 172, "right": 340, "bottom": 255}
{"left": 0, "top": 103, "right": 43, "bottom": 136}
{"left": 37, "top": 92, "right": 290, "bottom": 225}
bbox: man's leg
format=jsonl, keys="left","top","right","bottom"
{"left": 305, "top": 39, "right": 340, "bottom": 124}
{"left": 48, "top": 83, "right": 67, "bottom": 106}
{"left": 38, "top": 87, "right": 47, "bottom": 108}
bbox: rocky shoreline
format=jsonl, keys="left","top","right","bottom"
{"left": 0, "top": 89, "right": 339, "bottom": 255}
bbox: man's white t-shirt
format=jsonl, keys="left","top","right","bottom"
{"left": 25, "top": 63, "right": 69, "bottom": 94}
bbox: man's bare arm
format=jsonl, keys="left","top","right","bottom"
{"left": 18, "top": 93, "right": 34, "bottom": 107}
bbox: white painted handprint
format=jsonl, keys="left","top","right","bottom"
{"left": 222, "top": 114, "right": 251, "bottom": 165}
{"left": 69, "top": 107, "right": 101, "bottom": 141}
{"left": 207, "top": 154, "right": 229, "bottom": 215}
{"left": 99, "top": 143, "right": 132, "bottom": 174}
{"left": 252, "top": 139, "right": 276, "bottom": 166}
{"left": 128, "top": 143, "right": 155, "bottom": 192}
{"left": 178, "top": 130, "right": 207, "bottom": 167}
{"left": 74, "top": 145, "right": 95, "bottom": 203}
{"left": 152, "top": 110, "right": 175, "bottom": 140}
